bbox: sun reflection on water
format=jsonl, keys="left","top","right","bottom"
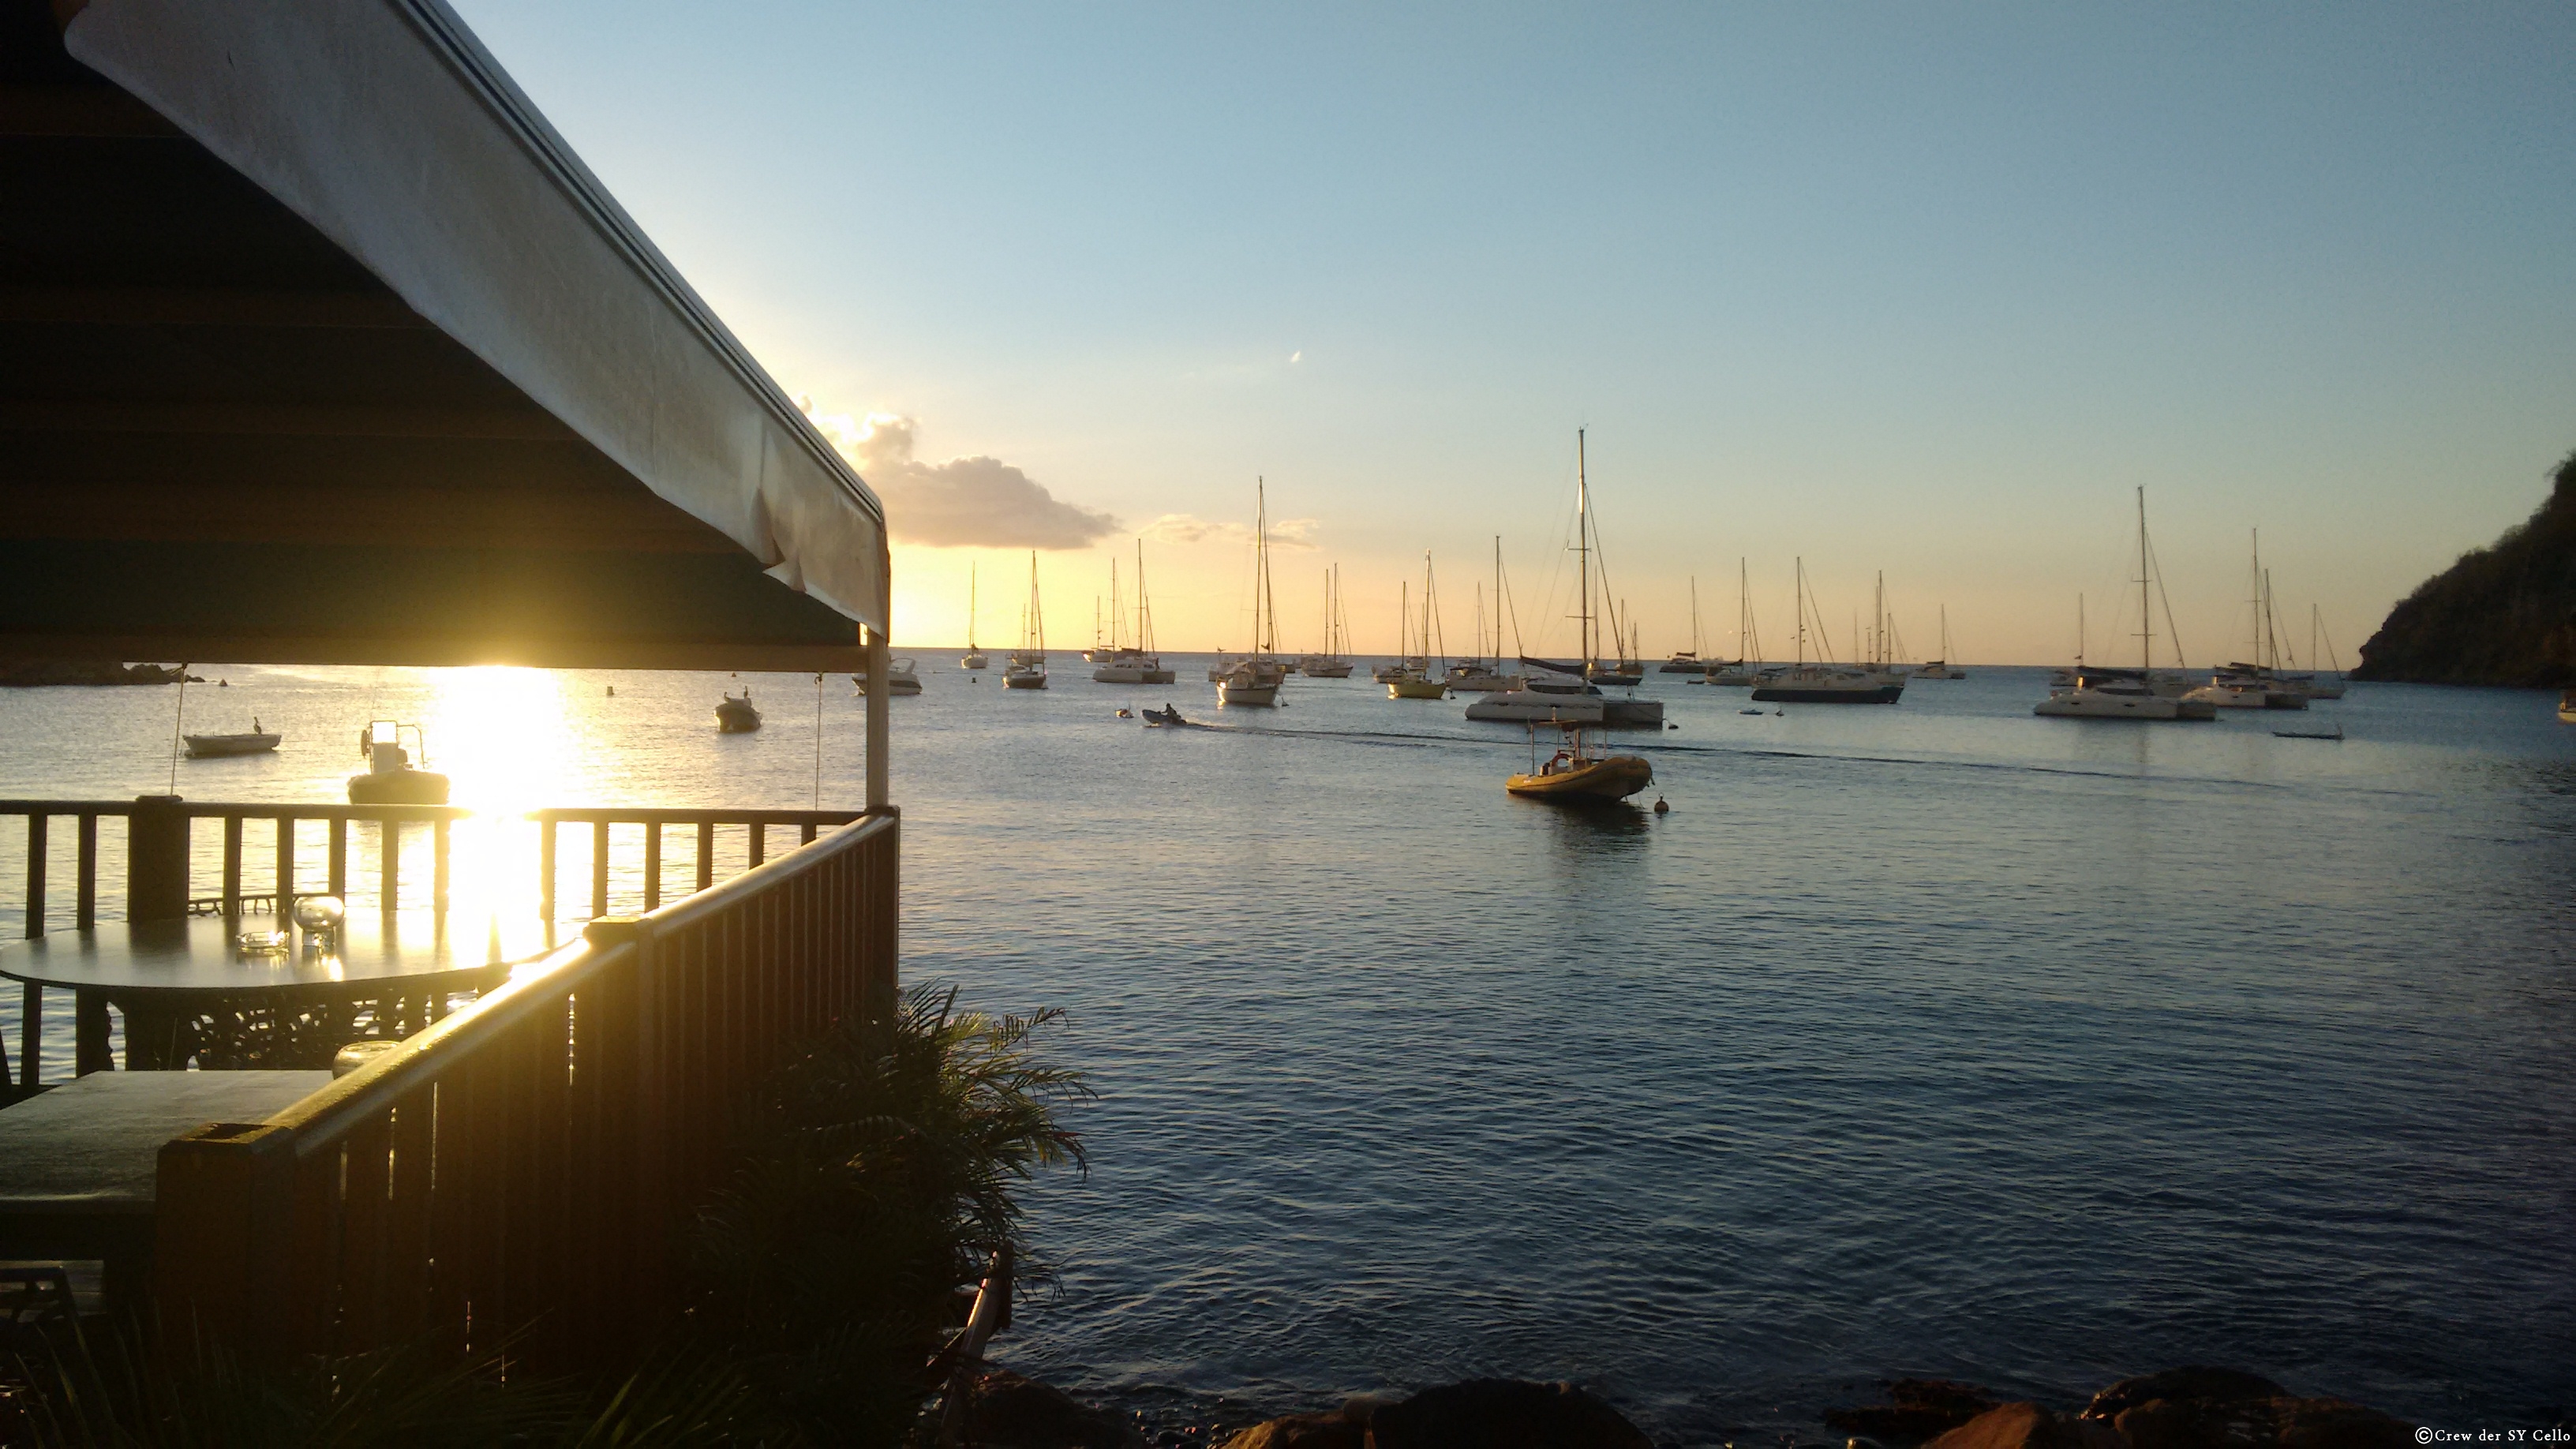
{"left": 419, "top": 666, "right": 574, "bottom": 925}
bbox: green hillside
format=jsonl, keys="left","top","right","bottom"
{"left": 2353, "top": 447, "right": 2576, "bottom": 687}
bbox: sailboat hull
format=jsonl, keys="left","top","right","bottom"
{"left": 1217, "top": 680, "right": 1278, "bottom": 706}
{"left": 1751, "top": 683, "right": 1904, "bottom": 704}
{"left": 1464, "top": 693, "right": 1604, "bottom": 724}
{"left": 1092, "top": 664, "right": 1176, "bottom": 684}
{"left": 1386, "top": 678, "right": 1447, "bottom": 699}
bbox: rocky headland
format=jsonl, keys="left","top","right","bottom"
{"left": 2354, "top": 446, "right": 2576, "bottom": 687}
{"left": 0, "top": 660, "right": 199, "bottom": 687}
{"left": 954, "top": 1365, "right": 2428, "bottom": 1449}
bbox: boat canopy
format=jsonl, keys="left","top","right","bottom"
{"left": 1, "top": 0, "right": 886, "bottom": 670}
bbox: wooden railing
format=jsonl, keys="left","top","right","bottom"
{"left": 152, "top": 810, "right": 900, "bottom": 1371}
{"left": 2, "top": 800, "right": 863, "bottom": 1090}
{"left": 2, "top": 799, "right": 866, "bottom": 934}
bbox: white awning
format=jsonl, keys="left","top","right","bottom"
{"left": 61, "top": 0, "right": 887, "bottom": 634}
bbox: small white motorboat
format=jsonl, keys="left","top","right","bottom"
{"left": 347, "top": 721, "right": 451, "bottom": 804}
{"left": 855, "top": 658, "right": 923, "bottom": 695}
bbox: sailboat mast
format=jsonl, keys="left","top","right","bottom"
{"left": 1136, "top": 539, "right": 1155, "bottom": 654}
{"left": 1029, "top": 550, "right": 1045, "bottom": 654}
{"left": 2138, "top": 486, "right": 2152, "bottom": 672}
{"left": 2249, "top": 529, "right": 2263, "bottom": 669}
{"left": 967, "top": 560, "right": 979, "bottom": 651}
{"left": 1690, "top": 576, "right": 1701, "bottom": 657}
{"left": 1577, "top": 429, "right": 1593, "bottom": 669}
{"left": 1794, "top": 557, "right": 1806, "bottom": 666}
{"left": 1253, "top": 478, "right": 1273, "bottom": 656}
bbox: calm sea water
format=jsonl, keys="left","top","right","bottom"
{"left": 2, "top": 661, "right": 2570, "bottom": 1439}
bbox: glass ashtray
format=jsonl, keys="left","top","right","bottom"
{"left": 236, "top": 930, "right": 291, "bottom": 956}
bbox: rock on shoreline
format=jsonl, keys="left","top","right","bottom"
{"left": 1842, "top": 1367, "right": 2413, "bottom": 1449}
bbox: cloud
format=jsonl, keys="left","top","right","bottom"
{"left": 799, "top": 403, "right": 1118, "bottom": 549}
{"left": 1143, "top": 513, "right": 1320, "bottom": 550}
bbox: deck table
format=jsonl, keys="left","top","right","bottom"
{"left": 2, "top": 912, "right": 556, "bottom": 1076}
{"left": 0, "top": 1069, "right": 329, "bottom": 1310}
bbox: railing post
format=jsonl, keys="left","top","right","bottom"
{"left": 582, "top": 915, "right": 663, "bottom": 1343}
{"left": 276, "top": 816, "right": 294, "bottom": 914}
{"left": 328, "top": 818, "right": 348, "bottom": 900}
{"left": 591, "top": 821, "right": 610, "bottom": 919}
{"left": 380, "top": 815, "right": 400, "bottom": 915}
{"left": 75, "top": 813, "right": 96, "bottom": 930}
{"left": 642, "top": 824, "right": 661, "bottom": 912}
{"left": 24, "top": 812, "right": 45, "bottom": 937}
{"left": 539, "top": 818, "right": 557, "bottom": 923}
{"left": 127, "top": 795, "right": 189, "bottom": 923}
{"left": 155, "top": 1121, "right": 300, "bottom": 1356}
{"left": 867, "top": 815, "right": 900, "bottom": 1029}
{"left": 223, "top": 815, "right": 244, "bottom": 915}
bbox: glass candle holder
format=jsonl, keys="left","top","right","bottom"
{"left": 292, "top": 894, "right": 346, "bottom": 953}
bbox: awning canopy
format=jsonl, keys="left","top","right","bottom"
{"left": 0, "top": 0, "right": 886, "bottom": 671}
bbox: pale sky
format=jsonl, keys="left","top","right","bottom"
{"left": 451, "top": 1, "right": 2574, "bottom": 665}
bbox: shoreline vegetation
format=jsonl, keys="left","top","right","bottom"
{"left": 2355, "top": 446, "right": 2576, "bottom": 687}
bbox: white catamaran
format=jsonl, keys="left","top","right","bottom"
{"left": 1094, "top": 541, "right": 1178, "bottom": 684}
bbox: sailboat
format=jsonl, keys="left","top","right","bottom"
{"left": 1507, "top": 431, "right": 1662, "bottom": 725}
{"left": 1750, "top": 560, "right": 1904, "bottom": 704}
{"left": 1661, "top": 578, "right": 1706, "bottom": 671}
{"left": 1387, "top": 553, "right": 1450, "bottom": 698}
{"left": 1446, "top": 541, "right": 1518, "bottom": 692}
{"left": 1095, "top": 541, "right": 1178, "bottom": 683}
{"left": 2188, "top": 533, "right": 2306, "bottom": 710}
{"left": 2037, "top": 489, "right": 2216, "bottom": 721}
{"left": 2301, "top": 605, "right": 2347, "bottom": 700}
{"left": 1297, "top": 565, "right": 1357, "bottom": 677}
{"left": 1004, "top": 552, "right": 1048, "bottom": 689}
{"left": 1217, "top": 481, "right": 1289, "bottom": 706}
{"left": 1913, "top": 605, "right": 1966, "bottom": 680}
{"left": 960, "top": 562, "right": 990, "bottom": 671}
{"left": 1702, "top": 559, "right": 1762, "bottom": 686}
{"left": 1371, "top": 582, "right": 1410, "bottom": 683}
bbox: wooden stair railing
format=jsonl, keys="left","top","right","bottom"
{"left": 151, "top": 811, "right": 900, "bottom": 1371}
